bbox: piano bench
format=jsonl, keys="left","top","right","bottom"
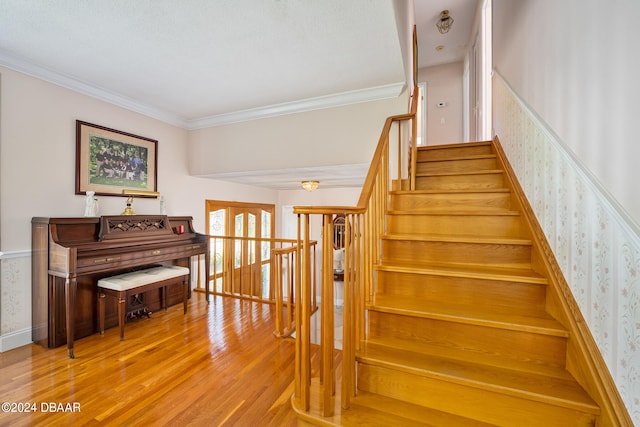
{"left": 97, "top": 266, "right": 190, "bottom": 341}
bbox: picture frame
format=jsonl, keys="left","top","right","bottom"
{"left": 75, "top": 120, "right": 158, "bottom": 197}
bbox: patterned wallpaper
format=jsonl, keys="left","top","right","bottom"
{"left": 493, "top": 73, "right": 640, "bottom": 423}
{"left": 0, "top": 255, "right": 31, "bottom": 350}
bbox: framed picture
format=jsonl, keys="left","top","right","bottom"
{"left": 75, "top": 120, "right": 158, "bottom": 197}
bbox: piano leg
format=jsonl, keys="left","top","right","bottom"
{"left": 65, "top": 277, "right": 77, "bottom": 359}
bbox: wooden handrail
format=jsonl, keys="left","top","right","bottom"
{"left": 292, "top": 86, "right": 419, "bottom": 416}
{"left": 294, "top": 97, "right": 419, "bottom": 216}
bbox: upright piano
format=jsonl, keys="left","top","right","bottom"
{"left": 32, "top": 215, "right": 210, "bottom": 358}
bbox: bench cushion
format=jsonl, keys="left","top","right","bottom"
{"left": 97, "top": 266, "right": 190, "bottom": 291}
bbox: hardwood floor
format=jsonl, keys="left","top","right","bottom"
{"left": 0, "top": 293, "right": 298, "bottom": 426}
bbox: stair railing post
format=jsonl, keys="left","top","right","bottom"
{"left": 312, "top": 242, "right": 317, "bottom": 311}
{"left": 286, "top": 251, "right": 294, "bottom": 332}
{"left": 295, "top": 213, "right": 311, "bottom": 411}
{"left": 294, "top": 219, "right": 300, "bottom": 399}
{"left": 397, "top": 121, "right": 402, "bottom": 184}
{"left": 321, "top": 214, "right": 335, "bottom": 417}
{"left": 342, "top": 215, "right": 356, "bottom": 409}
{"left": 273, "top": 249, "right": 283, "bottom": 336}
{"left": 354, "top": 214, "right": 365, "bottom": 348}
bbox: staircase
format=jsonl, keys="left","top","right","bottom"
{"left": 296, "top": 141, "right": 602, "bottom": 426}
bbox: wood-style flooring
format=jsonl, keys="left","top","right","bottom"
{"left": 0, "top": 293, "right": 298, "bottom": 426}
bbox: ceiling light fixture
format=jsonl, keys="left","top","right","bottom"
{"left": 436, "top": 10, "right": 454, "bottom": 34}
{"left": 301, "top": 181, "right": 319, "bottom": 192}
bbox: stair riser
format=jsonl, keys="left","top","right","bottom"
{"left": 416, "top": 158, "right": 497, "bottom": 174}
{"left": 390, "top": 192, "right": 513, "bottom": 211}
{"left": 381, "top": 239, "right": 532, "bottom": 269}
{"left": 387, "top": 214, "right": 523, "bottom": 237}
{"left": 418, "top": 144, "right": 493, "bottom": 161}
{"left": 368, "top": 311, "right": 567, "bottom": 368}
{"left": 357, "top": 364, "right": 596, "bottom": 427}
{"left": 376, "top": 271, "right": 546, "bottom": 314}
{"left": 415, "top": 173, "right": 504, "bottom": 191}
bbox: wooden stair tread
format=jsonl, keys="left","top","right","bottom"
{"left": 347, "top": 390, "right": 495, "bottom": 427}
{"left": 420, "top": 153, "right": 497, "bottom": 162}
{"left": 375, "top": 261, "right": 548, "bottom": 285}
{"left": 369, "top": 294, "right": 568, "bottom": 337}
{"left": 357, "top": 342, "right": 600, "bottom": 414}
{"left": 365, "top": 336, "right": 568, "bottom": 380}
{"left": 392, "top": 208, "right": 513, "bottom": 214}
{"left": 389, "top": 190, "right": 514, "bottom": 212}
{"left": 382, "top": 233, "right": 532, "bottom": 246}
{"left": 387, "top": 209, "right": 520, "bottom": 216}
{"left": 389, "top": 206, "right": 513, "bottom": 213}
{"left": 293, "top": 380, "right": 494, "bottom": 427}
{"left": 418, "top": 141, "right": 492, "bottom": 151}
{"left": 391, "top": 188, "right": 511, "bottom": 195}
{"left": 415, "top": 170, "right": 503, "bottom": 178}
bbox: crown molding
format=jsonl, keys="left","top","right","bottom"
{"left": 197, "top": 163, "right": 369, "bottom": 190}
{"left": 0, "top": 50, "right": 405, "bottom": 130}
{"left": 184, "top": 82, "right": 406, "bottom": 129}
{"left": 0, "top": 51, "right": 188, "bottom": 128}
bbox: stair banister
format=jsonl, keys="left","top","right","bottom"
{"left": 292, "top": 86, "right": 418, "bottom": 418}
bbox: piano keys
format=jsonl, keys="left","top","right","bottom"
{"left": 32, "top": 215, "right": 210, "bottom": 358}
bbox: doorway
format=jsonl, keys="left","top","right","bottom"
{"left": 206, "top": 200, "right": 275, "bottom": 299}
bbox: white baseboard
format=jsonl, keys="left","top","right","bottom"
{"left": 0, "top": 328, "right": 32, "bottom": 352}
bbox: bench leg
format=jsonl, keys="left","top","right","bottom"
{"left": 98, "top": 291, "right": 106, "bottom": 335}
{"left": 117, "top": 294, "right": 126, "bottom": 341}
{"left": 162, "top": 286, "right": 167, "bottom": 311}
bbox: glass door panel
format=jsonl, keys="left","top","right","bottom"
{"left": 260, "top": 210, "right": 272, "bottom": 299}
{"left": 208, "top": 208, "right": 226, "bottom": 293}
{"left": 205, "top": 200, "right": 275, "bottom": 300}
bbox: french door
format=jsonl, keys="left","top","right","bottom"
{"left": 206, "top": 200, "right": 275, "bottom": 300}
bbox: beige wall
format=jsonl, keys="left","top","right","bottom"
{"left": 392, "top": 0, "right": 416, "bottom": 89}
{"left": 188, "top": 95, "right": 407, "bottom": 176}
{"left": 0, "top": 66, "right": 279, "bottom": 251}
{"left": 0, "top": 65, "right": 407, "bottom": 351}
{"left": 493, "top": 0, "right": 640, "bottom": 227}
{"left": 417, "top": 62, "right": 464, "bottom": 145}
{"left": 0, "top": 66, "right": 403, "bottom": 251}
